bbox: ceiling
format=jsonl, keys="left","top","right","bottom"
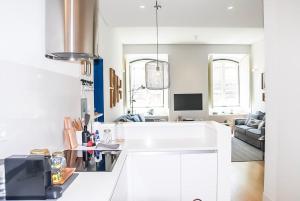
{"left": 115, "top": 27, "right": 264, "bottom": 45}
{"left": 101, "top": 0, "right": 264, "bottom": 44}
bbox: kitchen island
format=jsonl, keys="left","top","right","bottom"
{"left": 2, "top": 121, "right": 231, "bottom": 201}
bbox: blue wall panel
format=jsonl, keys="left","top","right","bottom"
{"left": 94, "top": 59, "right": 104, "bottom": 122}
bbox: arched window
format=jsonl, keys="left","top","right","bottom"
{"left": 211, "top": 59, "right": 240, "bottom": 108}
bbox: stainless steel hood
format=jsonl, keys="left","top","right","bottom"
{"left": 45, "top": 0, "right": 99, "bottom": 61}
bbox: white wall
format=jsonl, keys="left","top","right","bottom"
{"left": 124, "top": 44, "right": 250, "bottom": 121}
{"left": 264, "top": 0, "right": 300, "bottom": 200}
{"left": 98, "top": 16, "right": 124, "bottom": 122}
{"left": 0, "top": 0, "right": 81, "bottom": 158}
{"left": 251, "top": 40, "right": 265, "bottom": 112}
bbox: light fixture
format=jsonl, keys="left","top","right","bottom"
{"left": 227, "top": 6, "right": 234, "bottom": 10}
{"left": 144, "top": 0, "right": 170, "bottom": 90}
{"left": 139, "top": 5, "right": 145, "bottom": 9}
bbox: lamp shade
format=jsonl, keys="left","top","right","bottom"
{"left": 145, "top": 60, "right": 169, "bottom": 90}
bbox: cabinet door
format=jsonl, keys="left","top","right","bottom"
{"left": 181, "top": 152, "right": 218, "bottom": 201}
{"left": 111, "top": 163, "right": 128, "bottom": 201}
{"left": 128, "top": 153, "right": 181, "bottom": 201}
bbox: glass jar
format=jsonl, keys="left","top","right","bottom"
{"left": 103, "top": 129, "right": 112, "bottom": 144}
{"left": 51, "top": 152, "right": 66, "bottom": 184}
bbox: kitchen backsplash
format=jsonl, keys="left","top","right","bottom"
{"left": 0, "top": 61, "right": 80, "bottom": 159}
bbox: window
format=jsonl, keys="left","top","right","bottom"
{"left": 209, "top": 54, "right": 250, "bottom": 115}
{"left": 212, "top": 59, "right": 240, "bottom": 107}
{"left": 126, "top": 55, "right": 169, "bottom": 116}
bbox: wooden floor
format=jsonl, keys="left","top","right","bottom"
{"left": 231, "top": 161, "right": 264, "bottom": 201}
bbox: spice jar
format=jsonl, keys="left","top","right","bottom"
{"left": 51, "top": 151, "right": 66, "bottom": 184}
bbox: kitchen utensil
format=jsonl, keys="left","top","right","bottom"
{"left": 84, "top": 113, "right": 90, "bottom": 126}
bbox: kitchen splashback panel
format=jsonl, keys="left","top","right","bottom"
{"left": 0, "top": 61, "right": 80, "bottom": 159}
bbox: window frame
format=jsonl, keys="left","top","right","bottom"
{"left": 125, "top": 56, "right": 169, "bottom": 115}
{"left": 210, "top": 58, "right": 241, "bottom": 108}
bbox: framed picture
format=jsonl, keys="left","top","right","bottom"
{"left": 261, "top": 73, "right": 266, "bottom": 90}
{"left": 109, "top": 68, "right": 122, "bottom": 108}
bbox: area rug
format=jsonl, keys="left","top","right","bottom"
{"left": 231, "top": 137, "right": 264, "bottom": 162}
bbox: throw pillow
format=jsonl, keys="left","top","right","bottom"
{"left": 258, "top": 120, "right": 265, "bottom": 130}
{"left": 246, "top": 118, "right": 262, "bottom": 128}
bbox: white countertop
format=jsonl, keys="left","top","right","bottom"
{"left": 2, "top": 122, "right": 229, "bottom": 201}
{"left": 59, "top": 137, "right": 218, "bottom": 201}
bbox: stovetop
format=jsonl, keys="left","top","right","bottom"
{"left": 64, "top": 150, "right": 121, "bottom": 172}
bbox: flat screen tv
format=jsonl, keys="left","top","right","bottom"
{"left": 174, "top": 94, "right": 203, "bottom": 111}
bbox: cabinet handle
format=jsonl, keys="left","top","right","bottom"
{"left": 193, "top": 199, "right": 202, "bottom": 201}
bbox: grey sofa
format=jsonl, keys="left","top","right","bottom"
{"left": 234, "top": 111, "right": 265, "bottom": 150}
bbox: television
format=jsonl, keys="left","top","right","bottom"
{"left": 174, "top": 94, "right": 203, "bottom": 111}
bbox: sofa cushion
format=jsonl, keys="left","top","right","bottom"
{"left": 246, "top": 118, "right": 262, "bottom": 128}
{"left": 235, "top": 125, "right": 252, "bottom": 134}
{"left": 255, "top": 111, "right": 265, "bottom": 120}
{"left": 258, "top": 120, "right": 265, "bottom": 130}
{"left": 246, "top": 129, "right": 262, "bottom": 140}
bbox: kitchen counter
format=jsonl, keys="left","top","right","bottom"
{"left": 59, "top": 137, "right": 218, "bottom": 201}
{"left": 1, "top": 122, "right": 231, "bottom": 201}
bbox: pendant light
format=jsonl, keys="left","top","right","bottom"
{"left": 145, "top": 0, "right": 170, "bottom": 90}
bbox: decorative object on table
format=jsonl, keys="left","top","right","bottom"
{"left": 109, "top": 68, "right": 123, "bottom": 108}
{"left": 145, "top": 0, "right": 170, "bottom": 90}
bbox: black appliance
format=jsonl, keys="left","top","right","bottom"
{"left": 174, "top": 93, "right": 203, "bottom": 111}
{"left": 64, "top": 150, "right": 121, "bottom": 172}
{"left": 4, "top": 155, "right": 77, "bottom": 200}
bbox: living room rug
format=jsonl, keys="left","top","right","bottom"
{"left": 232, "top": 137, "right": 264, "bottom": 162}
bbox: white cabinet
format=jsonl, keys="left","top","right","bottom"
{"left": 181, "top": 152, "right": 218, "bottom": 201}
{"left": 126, "top": 151, "right": 218, "bottom": 201}
{"left": 110, "top": 163, "right": 128, "bottom": 201}
{"left": 128, "top": 153, "right": 181, "bottom": 201}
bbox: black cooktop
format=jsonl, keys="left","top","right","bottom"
{"left": 64, "top": 150, "right": 121, "bottom": 172}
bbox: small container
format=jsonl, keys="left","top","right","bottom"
{"left": 30, "top": 149, "right": 51, "bottom": 156}
{"left": 103, "top": 129, "right": 112, "bottom": 144}
{"left": 95, "top": 130, "right": 101, "bottom": 145}
{"left": 51, "top": 152, "right": 66, "bottom": 184}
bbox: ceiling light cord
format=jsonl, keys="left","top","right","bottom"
{"left": 154, "top": 1, "right": 161, "bottom": 70}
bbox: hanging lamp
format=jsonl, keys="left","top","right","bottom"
{"left": 145, "top": 0, "right": 170, "bottom": 90}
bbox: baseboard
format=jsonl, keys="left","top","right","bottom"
{"left": 263, "top": 193, "right": 273, "bottom": 201}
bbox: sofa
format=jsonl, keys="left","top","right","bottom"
{"left": 115, "top": 114, "right": 146, "bottom": 122}
{"left": 234, "top": 111, "right": 265, "bottom": 150}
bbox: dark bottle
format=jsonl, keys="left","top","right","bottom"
{"left": 82, "top": 113, "right": 91, "bottom": 147}
{"left": 82, "top": 125, "right": 90, "bottom": 147}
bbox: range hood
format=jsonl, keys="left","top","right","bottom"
{"left": 45, "top": 0, "right": 99, "bottom": 61}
